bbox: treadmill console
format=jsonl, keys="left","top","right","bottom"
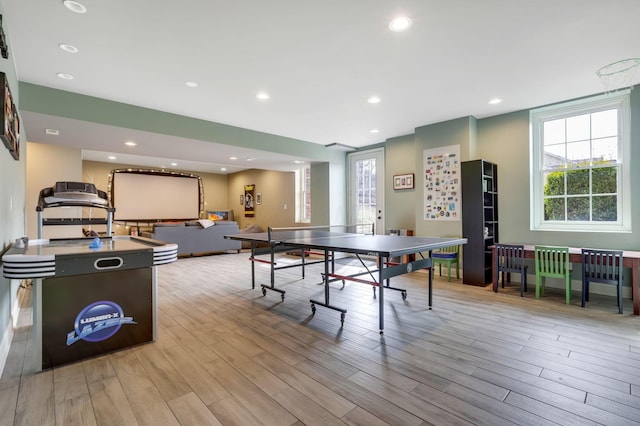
{"left": 54, "top": 181, "right": 98, "bottom": 199}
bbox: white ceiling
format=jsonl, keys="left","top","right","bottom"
{"left": 4, "top": 0, "right": 640, "bottom": 173}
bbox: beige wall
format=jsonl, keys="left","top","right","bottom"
{"left": 25, "top": 145, "right": 298, "bottom": 237}
{"left": 227, "top": 169, "right": 295, "bottom": 230}
{"left": 26, "top": 142, "right": 83, "bottom": 239}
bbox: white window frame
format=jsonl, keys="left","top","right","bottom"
{"left": 530, "top": 91, "right": 631, "bottom": 233}
{"left": 295, "top": 165, "right": 311, "bottom": 223}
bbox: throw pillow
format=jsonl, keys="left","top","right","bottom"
{"left": 197, "top": 219, "right": 215, "bottom": 229}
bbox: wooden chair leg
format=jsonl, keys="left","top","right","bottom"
{"left": 565, "top": 275, "right": 571, "bottom": 305}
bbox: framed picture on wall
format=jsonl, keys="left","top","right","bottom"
{"left": 393, "top": 173, "right": 414, "bottom": 190}
{"left": 0, "top": 72, "right": 19, "bottom": 160}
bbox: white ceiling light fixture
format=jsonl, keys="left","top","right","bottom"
{"left": 57, "top": 72, "right": 74, "bottom": 80}
{"left": 488, "top": 98, "right": 503, "bottom": 105}
{"left": 63, "top": 0, "right": 87, "bottom": 14}
{"left": 59, "top": 43, "right": 79, "bottom": 53}
{"left": 370, "top": 129, "right": 379, "bottom": 134}
{"left": 221, "top": 167, "right": 227, "bottom": 171}
{"left": 368, "top": 96, "right": 381, "bottom": 104}
{"left": 45, "top": 128, "right": 60, "bottom": 136}
{"left": 108, "top": 155, "right": 116, "bottom": 160}
{"left": 185, "top": 81, "right": 198, "bottom": 88}
{"left": 389, "top": 16, "right": 412, "bottom": 32}
{"left": 229, "top": 156, "right": 238, "bottom": 160}
{"left": 124, "top": 141, "right": 137, "bottom": 146}
{"left": 256, "top": 92, "right": 270, "bottom": 100}
{"left": 171, "top": 162, "right": 178, "bottom": 166}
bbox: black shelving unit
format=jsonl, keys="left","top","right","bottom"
{"left": 461, "top": 160, "right": 498, "bottom": 286}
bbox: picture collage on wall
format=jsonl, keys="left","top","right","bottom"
{"left": 423, "top": 145, "right": 460, "bottom": 221}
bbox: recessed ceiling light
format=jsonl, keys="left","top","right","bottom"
{"left": 45, "top": 128, "right": 60, "bottom": 136}
{"left": 488, "top": 98, "right": 503, "bottom": 105}
{"left": 57, "top": 73, "right": 74, "bottom": 80}
{"left": 171, "top": 162, "right": 178, "bottom": 166}
{"left": 389, "top": 16, "right": 412, "bottom": 32}
{"left": 63, "top": 0, "right": 87, "bottom": 14}
{"left": 229, "top": 156, "right": 238, "bottom": 160}
{"left": 59, "top": 43, "right": 79, "bottom": 53}
{"left": 370, "top": 129, "right": 379, "bottom": 134}
{"left": 246, "top": 158, "right": 256, "bottom": 162}
{"left": 124, "top": 141, "right": 137, "bottom": 146}
{"left": 108, "top": 155, "right": 116, "bottom": 160}
{"left": 185, "top": 81, "right": 198, "bottom": 88}
{"left": 368, "top": 96, "right": 381, "bottom": 104}
{"left": 221, "top": 167, "right": 227, "bottom": 171}
{"left": 256, "top": 92, "right": 270, "bottom": 100}
{"left": 293, "top": 160, "right": 305, "bottom": 164}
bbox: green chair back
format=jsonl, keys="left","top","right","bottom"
{"left": 534, "top": 245, "right": 571, "bottom": 304}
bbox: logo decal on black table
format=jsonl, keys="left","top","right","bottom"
{"left": 66, "top": 300, "right": 136, "bottom": 345}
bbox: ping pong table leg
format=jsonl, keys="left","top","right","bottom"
{"left": 379, "top": 256, "right": 385, "bottom": 333}
{"left": 428, "top": 251, "right": 433, "bottom": 309}
{"left": 250, "top": 242, "right": 256, "bottom": 289}
{"left": 259, "top": 243, "right": 286, "bottom": 301}
{"left": 310, "top": 248, "right": 347, "bottom": 325}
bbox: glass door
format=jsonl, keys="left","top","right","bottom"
{"left": 348, "top": 148, "right": 384, "bottom": 234}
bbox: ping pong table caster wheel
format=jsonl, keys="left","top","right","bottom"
{"left": 401, "top": 291, "right": 407, "bottom": 301}
{"left": 281, "top": 293, "right": 285, "bottom": 302}
{"left": 311, "top": 304, "right": 316, "bottom": 314}
{"left": 261, "top": 288, "right": 267, "bottom": 297}
{"left": 340, "top": 313, "right": 345, "bottom": 325}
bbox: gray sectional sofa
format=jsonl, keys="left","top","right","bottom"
{"left": 142, "top": 220, "right": 241, "bottom": 256}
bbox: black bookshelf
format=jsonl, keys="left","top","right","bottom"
{"left": 461, "top": 160, "right": 498, "bottom": 286}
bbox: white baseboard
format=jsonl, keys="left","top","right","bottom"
{"left": 0, "top": 313, "right": 15, "bottom": 379}
{"left": 0, "top": 282, "right": 26, "bottom": 378}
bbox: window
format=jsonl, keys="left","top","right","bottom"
{"left": 530, "top": 91, "right": 630, "bottom": 232}
{"left": 295, "top": 166, "right": 311, "bottom": 223}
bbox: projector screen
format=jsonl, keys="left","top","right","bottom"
{"left": 110, "top": 170, "right": 201, "bottom": 221}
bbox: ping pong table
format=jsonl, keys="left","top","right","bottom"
{"left": 227, "top": 226, "right": 466, "bottom": 332}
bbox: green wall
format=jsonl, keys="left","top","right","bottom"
{"left": 0, "top": 0, "right": 27, "bottom": 374}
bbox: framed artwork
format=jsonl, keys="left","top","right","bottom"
{"left": 256, "top": 192, "right": 262, "bottom": 205}
{"left": 0, "top": 72, "right": 19, "bottom": 160}
{"left": 393, "top": 173, "right": 414, "bottom": 190}
{"left": 244, "top": 184, "right": 255, "bottom": 217}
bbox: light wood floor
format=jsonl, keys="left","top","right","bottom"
{"left": 2, "top": 251, "right": 640, "bottom": 425}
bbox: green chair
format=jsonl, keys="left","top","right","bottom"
{"left": 534, "top": 245, "right": 571, "bottom": 304}
{"left": 431, "top": 244, "right": 460, "bottom": 281}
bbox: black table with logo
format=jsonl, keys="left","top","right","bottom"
{"left": 2, "top": 235, "right": 177, "bottom": 370}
